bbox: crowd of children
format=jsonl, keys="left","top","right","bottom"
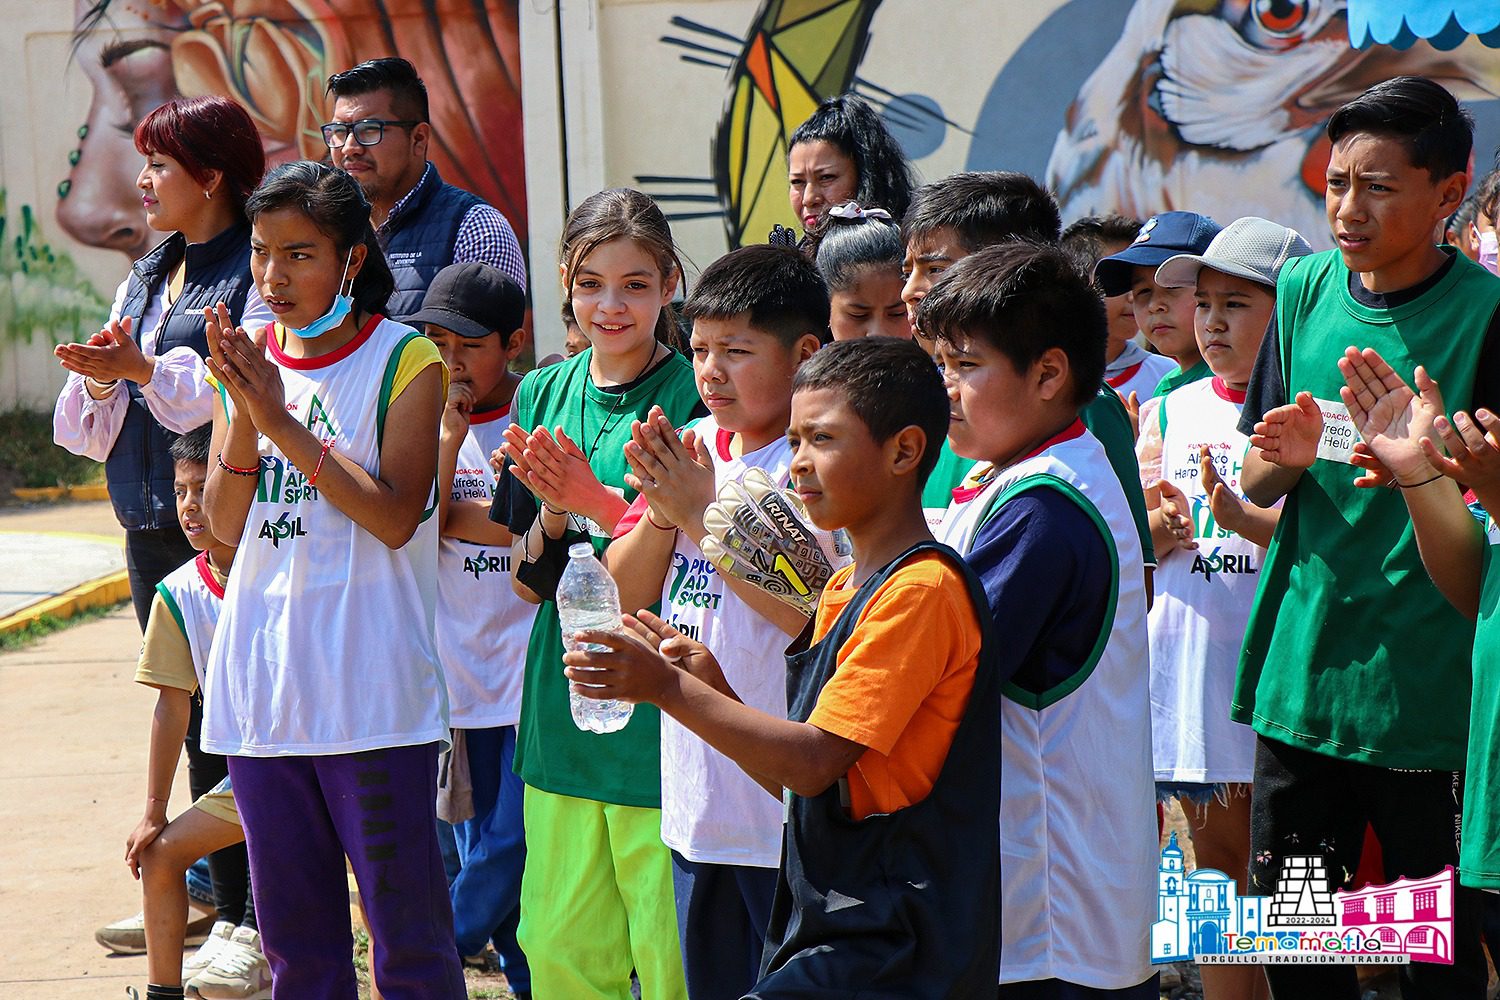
{"left": 85, "top": 74, "right": 1500, "bottom": 1000}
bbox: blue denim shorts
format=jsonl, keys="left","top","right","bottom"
{"left": 1155, "top": 780, "right": 1229, "bottom": 807}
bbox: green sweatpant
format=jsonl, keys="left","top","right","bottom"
{"left": 518, "top": 785, "right": 688, "bottom": 1000}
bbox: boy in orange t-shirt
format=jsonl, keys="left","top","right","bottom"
{"left": 564, "top": 337, "right": 1000, "bottom": 998}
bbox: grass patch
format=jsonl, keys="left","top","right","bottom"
{"left": 0, "top": 600, "right": 126, "bottom": 652}
{"left": 0, "top": 408, "right": 103, "bottom": 490}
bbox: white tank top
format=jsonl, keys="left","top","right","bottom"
{"left": 937, "top": 425, "right": 1157, "bottom": 989}
{"left": 155, "top": 551, "right": 224, "bottom": 691}
{"left": 1149, "top": 377, "right": 1265, "bottom": 783}
{"left": 437, "top": 409, "right": 528, "bottom": 729}
{"left": 203, "top": 316, "right": 449, "bottom": 756}
{"left": 659, "top": 416, "right": 818, "bottom": 867}
{"left": 1105, "top": 347, "right": 1176, "bottom": 406}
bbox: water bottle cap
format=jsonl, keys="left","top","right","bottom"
{"left": 568, "top": 542, "right": 593, "bottom": 558}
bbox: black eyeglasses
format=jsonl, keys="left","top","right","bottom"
{"left": 320, "top": 119, "right": 422, "bottom": 148}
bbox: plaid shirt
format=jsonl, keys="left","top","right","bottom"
{"left": 382, "top": 163, "right": 528, "bottom": 291}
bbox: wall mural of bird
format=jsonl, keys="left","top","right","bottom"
{"left": 1045, "top": 0, "right": 1500, "bottom": 247}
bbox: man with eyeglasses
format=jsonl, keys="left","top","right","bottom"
{"left": 324, "top": 57, "right": 527, "bottom": 319}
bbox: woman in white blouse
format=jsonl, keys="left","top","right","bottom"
{"left": 53, "top": 95, "right": 270, "bottom": 628}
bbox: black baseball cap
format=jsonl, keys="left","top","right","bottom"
{"left": 406, "top": 262, "right": 526, "bottom": 339}
{"left": 1092, "top": 211, "right": 1221, "bottom": 297}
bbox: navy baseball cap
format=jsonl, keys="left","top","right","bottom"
{"left": 1093, "top": 211, "right": 1222, "bottom": 297}
{"left": 406, "top": 262, "right": 526, "bottom": 338}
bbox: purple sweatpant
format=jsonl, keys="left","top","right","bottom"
{"left": 227, "top": 743, "right": 466, "bottom": 999}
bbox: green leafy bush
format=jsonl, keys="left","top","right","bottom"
{"left": 0, "top": 408, "right": 103, "bottom": 489}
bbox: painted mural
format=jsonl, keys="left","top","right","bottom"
{"left": 8, "top": 0, "right": 1500, "bottom": 408}
{"left": 59, "top": 0, "right": 527, "bottom": 261}
{"left": 0, "top": 0, "right": 525, "bottom": 404}
{"left": 656, "top": 0, "right": 1500, "bottom": 251}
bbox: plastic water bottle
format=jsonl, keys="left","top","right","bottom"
{"left": 557, "top": 542, "right": 633, "bottom": 733}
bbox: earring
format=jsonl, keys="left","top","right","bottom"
{"left": 204, "top": 190, "right": 212, "bottom": 200}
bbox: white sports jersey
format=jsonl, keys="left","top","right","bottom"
{"left": 1105, "top": 343, "right": 1176, "bottom": 406}
{"left": 155, "top": 551, "right": 224, "bottom": 691}
{"left": 659, "top": 416, "right": 809, "bottom": 867}
{"left": 1149, "top": 377, "right": 1266, "bottom": 783}
{"left": 937, "top": 423, "right": 1157, "bottom": 989}
{"left": 438, "top": 407, "right": 528, "bottom": 729}
{"left": 203, "top": 316, "right": 449, "bottom": 756}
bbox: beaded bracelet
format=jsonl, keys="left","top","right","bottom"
{"left": 217, "top": 455, "right": 259, "bottom": 476}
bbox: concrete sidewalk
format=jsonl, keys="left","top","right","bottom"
{"left": 0, "top": 604, "right": 191, "bottom": 997}
{"left": 0, "top": 500, "right": 127, "bottom": 631}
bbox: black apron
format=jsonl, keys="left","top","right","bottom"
{"left": 749, "top": 541, "right": 1002, "bottom": 999}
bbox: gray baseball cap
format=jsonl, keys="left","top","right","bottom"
{"left": 1155, "top": 217, "right": 1313, "bottom": 290}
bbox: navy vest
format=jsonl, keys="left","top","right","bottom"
{"left": 378, "top": 164, "right": 483, "bottom": 323}
{"left": 752, "top": 542, "right": 1002, "bottom": 998}
{"left": 107, "top": 222, "right": 254, "bottom": 530}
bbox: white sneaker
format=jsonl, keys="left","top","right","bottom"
{"left": 182, "top": 920, "right": 235, "bottom": 980}
{"left": 96, "top": 907, "right": 216, "bottom": 954}
{"left": 190, "top": 925, "right": 272, "bottom": 1000}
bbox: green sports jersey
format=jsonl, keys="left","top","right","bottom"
{"left": 1153, "top": 359, "right": 1210, "bottom": 398}
{"left": 1234, "top": 249, "right": 1500, "bottom": 768}
{"left": 1083, "top": 383, "right": 1155, "bottom": 567}
{"left": 1463, "top": 512, "right": 1500, "bottom": 888}
{"left": 512, "top": 349, "right": 704, "bottom": 807}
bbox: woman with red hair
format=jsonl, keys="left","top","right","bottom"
{"left": 51, "top": 93, "right": 271, "bottom": 995}
{"left": 54, "top": 94, "right": 269, "bottom": 624}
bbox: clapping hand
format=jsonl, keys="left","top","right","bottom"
{"left": 54, "top": 315, "right": 153, "bottom": 385}
{"left": 1156, "top": 477, "right": 1197, "bottom": 550}
{"left": 203, "top": 303, "right": 285, "bottom": 432}
{"left": 1250, "top": 391, "right": 1322, "bottom": 470}
{"left": 501, "top": 424, "right": 617, "bottom": 523}
{"left": 622, "top": 406, "right": 716, "bottom": 533}
{"left": 1337, "top": 347, "right": 1443, "bottom": 487}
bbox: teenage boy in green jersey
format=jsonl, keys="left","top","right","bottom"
{"left": 1239, "top": 76, "right": 1500, "bottom": 999}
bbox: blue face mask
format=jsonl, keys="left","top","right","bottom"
{"left": 285, "top": 248, "right": 355, "bottom": 340}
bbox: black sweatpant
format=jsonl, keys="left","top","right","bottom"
{"left": 1249, "top": 736, "right": 1485, "bottom": 1000}
{"left": 124, "top": 525, "right": 197, "bottom": 631}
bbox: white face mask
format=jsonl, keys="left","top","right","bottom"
{"left": 1480, "top": 230, "right": 1498, "bottom": 276}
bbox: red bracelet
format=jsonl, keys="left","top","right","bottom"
{"left": 645, "top": 508, "right": 676, "bottom": 531}
{"left": 309, "top": 439, "right": 333, "bottom": 486}
{"left": 217, "top": 455, "right": 259, "bottom": 477}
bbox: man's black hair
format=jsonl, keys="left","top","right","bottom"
{"left": 792, "top": 338, "right": 949, "bottom": 485}
{"left": 169, "top": 424, "right": 213, "bottom": 468}
{"left": 326, "top": 57, "right": 430, "bottom": 124}
{"left": 902, "top": 171, "right": 1062, "bottom": 253}
{"left": 918, "top": 242, "right": 1106, "bottom": 410}
{"left": 682, "top": 245, "right": 830, "bottom": 347}
{"left": 1326, "top": 76, "right": 1472, "bottom": 183}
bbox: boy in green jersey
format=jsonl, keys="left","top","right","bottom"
{"left": 1239, "top": 77, "right": 1500, "bottom": 998}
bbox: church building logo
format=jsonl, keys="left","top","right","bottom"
{"left": 1151, "top": 833, "right": 1454, "bottom": 965}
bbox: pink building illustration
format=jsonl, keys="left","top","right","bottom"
{"left": 1333, "top": 867, "right": 1455, "bottom": 963}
